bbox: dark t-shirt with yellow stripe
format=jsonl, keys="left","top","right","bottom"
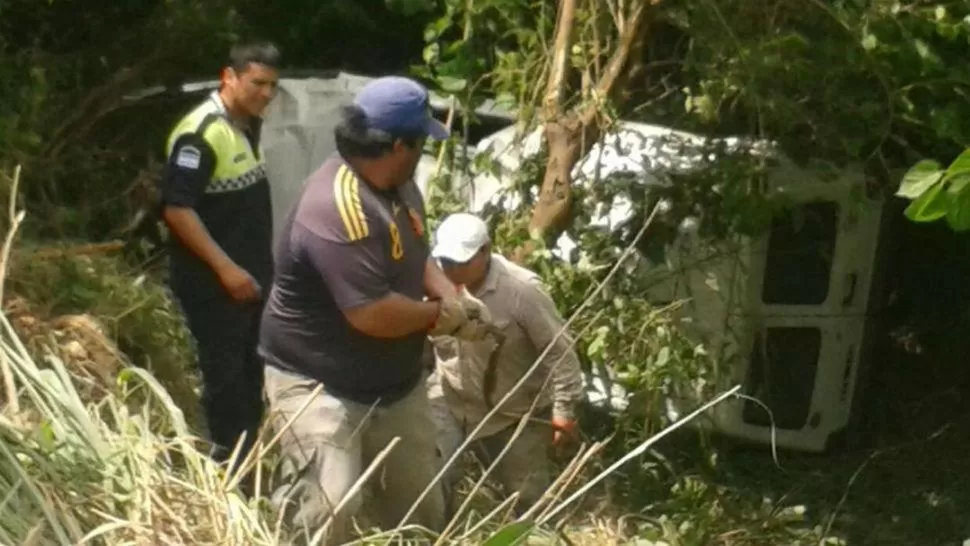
{"left": 259, "top": 154, "right": 430, "bottom": 404}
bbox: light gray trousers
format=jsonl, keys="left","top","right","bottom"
{"left": 426, "top": 373, "right": 552, "bottom": 515}
{"left": 264, "top": 365, "right": 445, "bottom": 545}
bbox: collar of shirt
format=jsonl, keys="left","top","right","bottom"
{"left": 208, "top": 90, "right": 259, "bottom": 133}
{"left": 474, "top": 254, "right": 505, "bottom": 298}
{"left": 209, "top": 90, "right": 228, "bottom": 114}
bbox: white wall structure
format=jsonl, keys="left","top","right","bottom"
{"left": 260, "top": 74, "right": 472, "bottom": 242}
{"left": 460, "top": 121, "right": 887, "bottom": 453}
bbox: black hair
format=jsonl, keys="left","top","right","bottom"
{"left": 228, "top": 41, "right": 281, "bottom": 73}
{"left": 334, "top": 105, "right": 425, "bottom": 160}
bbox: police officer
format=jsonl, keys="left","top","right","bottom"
{"left": 159, "top": 41, "right": 280, "bottom": 478}
{"left": 259, "top": 76, "right": 489, "bottom": 544}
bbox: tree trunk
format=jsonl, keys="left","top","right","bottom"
{"left": 529, "top": 116, "right": 592, "bottom": 239}
{"left": 512, "top": 0, "right": 654, "bottom": 263}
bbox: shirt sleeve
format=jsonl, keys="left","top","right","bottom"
{"left": 514, "top": 280, "right": 586, "bottom": 420}
{"left": 296, "top": 223, "right": 391, "bottom": 310}
{"left": 160, "top": 133, "right": 216, "bottom": 208}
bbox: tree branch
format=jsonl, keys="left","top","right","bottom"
{"left": 542, "top": 0, "right": 580, "bottom": 121}
{"left": 579, "top": 1, "right": 653, "bottom": 127}
{"left": 522, "top": 0, "right": 657, "bottom": 251}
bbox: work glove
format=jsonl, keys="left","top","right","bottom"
{"left": 429, "top": 296, "right": 491, "bottom": 342}
{"left": 456, "top": 285, "right": 492, "bottom": 324}
{"left": 429, "top": 297, "right": 467, "bottom": 337}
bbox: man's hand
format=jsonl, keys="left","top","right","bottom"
{"left": 551, "top": 416, "right": 578, "bottom": 447}
{"left": 217, "top": 263, "right": 262, "bottom": 302}
{"left": 163, "top": 206, "right": 258, "bottom": 302}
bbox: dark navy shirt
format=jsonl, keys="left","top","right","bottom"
{"left": 259, "top": 154, "right": 431, "bottom": 404}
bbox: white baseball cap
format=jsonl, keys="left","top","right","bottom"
{"left": 431, "top": 213, "right": 490, "bottom": 263}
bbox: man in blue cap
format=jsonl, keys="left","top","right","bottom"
{"left": 259, "top": 76, "right": 489, "bottom": 544}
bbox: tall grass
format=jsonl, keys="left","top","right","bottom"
{"left": 0, "top": 308, "right": 286, "bottom": 545}
{"left": 0, "top": 165, "right": 277, "bottom": 545}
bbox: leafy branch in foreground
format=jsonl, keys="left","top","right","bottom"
{"left": 896, "top": 148, "right": 970, "bottom": 230}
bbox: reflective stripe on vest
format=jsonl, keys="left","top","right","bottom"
{"left": 165, "top": 94, "right": 266, "bottom": 195}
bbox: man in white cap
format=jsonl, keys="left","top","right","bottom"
{"left": 427, "top": 212, "right": 586, "bottom": 515}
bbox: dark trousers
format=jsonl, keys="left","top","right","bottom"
{"left": 176, "top": 290, "right": 266, "bottom": 476}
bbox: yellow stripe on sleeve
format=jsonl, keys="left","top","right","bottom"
{"left": 348, "top": 174, "right": 369, "bottom": 238}
{"left": 334, "top": 165, "right": 361, "bottom": 240}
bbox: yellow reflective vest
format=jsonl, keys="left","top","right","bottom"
{"left": 162, "top": 91, "right": 274, "bottom": 299}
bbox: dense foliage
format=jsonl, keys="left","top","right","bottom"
{"left": 2, "top": 0, "right": 970, "bottom": 544}
{"left": 4, "top": 0, "right": 970, "bottom": 237}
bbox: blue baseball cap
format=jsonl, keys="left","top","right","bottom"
{"left": 353, "top": 76, "right": 450, "bottom": 141}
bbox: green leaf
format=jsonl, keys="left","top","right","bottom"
{"left": 423, "top": 43, "right": 440, "bottom": 64}
{"left": 945, "top": 201, "right": 970, "bottom": 231}
{"left": 481, "top": 521, "right": 535, "bottom": 546}
{"left": 34, "top": 421, "right": 57, "bottom": 453}
{"left": 946, "top": 149, "right": 970, "bottom": 178}
{"left": 425, "top": 15, "right": 452, "bottom": 42}
{"left": 947, "top": 172, "right": 970, "bottom": 196}
{"left": 937, "top": 22, "right": 960, "bottom": 41}
{"left": 896, "top": 159, "right": 944, "bottom": 199}
{"left": 586, "top": 325, "right": 609, "bottom": 359}
{"left": 913, "top": 38, "right": 942, "bottom": 65}
{"left": 437, "top": 75, "right": 468, "bottom": 93}
{"left": 904, "top": 183, "right": 948, "bottom": 222}
{"left": 410, "top": 64, "right": 433, "bottom": 78}
{"left": 945, "top": 177, "right": 970, "bottom": 231}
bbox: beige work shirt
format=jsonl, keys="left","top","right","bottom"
{"left": 431, "top": 254, "right": 586, "bottom": 439}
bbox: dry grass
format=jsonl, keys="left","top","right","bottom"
{"left": 0, "top": 309, "right": 284, "bottom": 544}
{"left": 3, "top": 253, "right": 202, "bottom": 430}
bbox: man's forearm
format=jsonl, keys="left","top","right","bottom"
{"left": 343, "top": 293, "right": 440, "bottom": 339}
{"left": 162, "top": 206, "right": 234, "bottom": 275}
{"left": 424, "top": 257, "right": 458, "bottom": 300}
{"left": 532, "top": 327, "right": 586, "bottom": 420}
{"left": 548, "top": 348, "right": 586, "bottom": 420}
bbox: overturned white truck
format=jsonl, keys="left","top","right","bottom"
{"left": 463, "top": 123, "right": 888, "bottom": 454}
{"left": 257, "top": 74, "right": 887, "bottom": 454}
